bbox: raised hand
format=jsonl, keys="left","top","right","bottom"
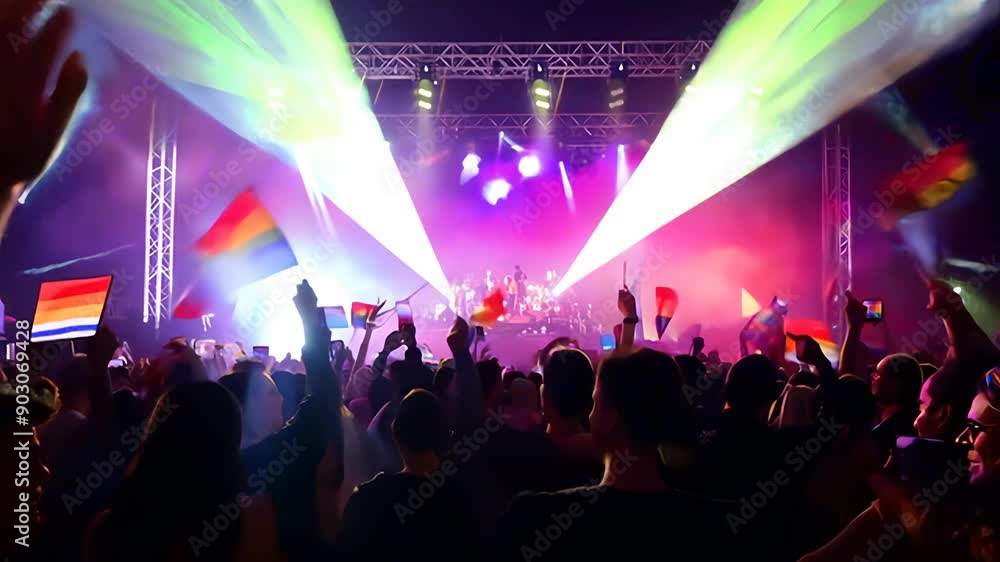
{"left": 367, "top": 300, "right": 387, "bottom": 327}
{"left": 0, "top": 2, "right": 88, "bottom": 191}
{"left": 787, "top": 332, "right": 827, "bottom": 366}
{"left": 927, "top": 279, "right": 961, "bottom": 315}
{"left": 447, "top": 316, "right": 470, "bottom": 354}
{"left": 381, "top": 330, "right": 405, "bottom": 354}
{"left": 844, "top": 290, "right": 868, "bottom": 329}
{"left": 617, "top": 286, "right": 637, "bottom": 318}
{"left": 88, "top": 325, "right": 119, "bottom": 370}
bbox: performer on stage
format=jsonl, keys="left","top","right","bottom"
{"left": 513, "top": 265, "right": 527, "bottom": 316}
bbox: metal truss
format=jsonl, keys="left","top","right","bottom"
{"left": 350, "top": 41, "right": 712, "bottom": 80}
{"left": 143, "top": 98, "right": 177, "bottom": 334}
{"left": 821, "top": 124, "right": 853, "bottom": 344}
{"left": 377, "top": 112, "right": 666, "bottom": 144}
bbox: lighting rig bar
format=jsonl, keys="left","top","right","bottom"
{"left": 350, "top": 41, "right": 711, "bottom": 79}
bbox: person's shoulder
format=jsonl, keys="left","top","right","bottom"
{"left": 506, "top": 485, "right": 601, "bottom": 513}
{"left": 234, "top": 495, "right": 283, "bottom": 562}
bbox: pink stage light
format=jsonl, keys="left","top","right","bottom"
{"left": 518, "top": 154, "right": 542, "bottom": 178}
{"left": 483, "top": 179, "right": 512, "bottom": 206}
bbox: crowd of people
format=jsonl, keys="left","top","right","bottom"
{"left": 3, "top": 3, "right": 1000, "bottom": 562}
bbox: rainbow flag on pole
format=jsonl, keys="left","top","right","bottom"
{"left": 31, "top": 275, "right": 113, "bottom": 342}
{"left": 175, "top": 189, "right": 297, "bottom": 319}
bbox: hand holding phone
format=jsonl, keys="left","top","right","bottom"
{"left": 252, "top": 346, "right": 269, "bottom": 361}
{"left": 396, "top": 301, "right": 414, "bottom": 330}
{"left": 862, "top": 300, "right": 884, "bottom": 323}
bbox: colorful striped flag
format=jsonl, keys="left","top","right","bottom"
{"left": 880, "top": 142, "right": 975, "bottom": 228}
{"left": 740, "top": 299, "right": 785, "bottom": 359}
{"left": 784, "top": 319, "right": 839, "bottom": 365}
{"left": 351, "top": 302, "right": 375, "bottom": 329}
{"left": 654, "top": 287, "right": 678, "bottom": 340}
{"left": 324, "top": 306, "right": 349, "bottom": 329}
{"left": 31, "top": 275, "right": 113, "bottom": 342}
{"left": 174, "top": 189, "right": 298, "bottom": 318}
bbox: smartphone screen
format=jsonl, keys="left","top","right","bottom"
{"left": 330, "top": 340, "right": 345, "bottom": 357}
{"left": 475, "top": 325, "right": 486, "bottom": 339}
{"left": 600, "top": 333, "right": 616, "bottom": 351}
{"left": 396, "top": 302, "right": 414, "bottom": 330}
{"left": 252, "top": 346, "right": 269, "bottom": 361}
{"left": 863, "top": 300, "right": 884, "bottom": 323}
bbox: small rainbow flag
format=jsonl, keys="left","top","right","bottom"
{"left": 175, "top": 189, "right": 297, "bottom": 318}
{"left": 351, "top": 302, "right": 375, "bottom": 329}
{"left": 324, "top": 306, "right": 349, "bottom": 329}
{"left": 880, "top": 142, "right": 975, "bottom": 228}
{"left": 471, "top": 288, "right": 506, "bottom": 328}
{"left": 784, "top": 318, "right": 839, "bottom": 365}
{"left": 31, "top": 275, "right": 113, "bottom": 342}
{"left": 654, "top": 287, "right": 678, "bottom": 340}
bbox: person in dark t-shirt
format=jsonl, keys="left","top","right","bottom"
{"left": 336, "top": 389, "right": 479, "bottom": 562}
{"left": 496, "top": 349, "right": 734, "bottom": 562}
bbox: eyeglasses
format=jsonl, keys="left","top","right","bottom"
{"left": 960, "top": 420, "right": 1000, "bottom": 445}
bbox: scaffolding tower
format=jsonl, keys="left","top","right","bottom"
{"left": 821, "top": 124, "right": 853, "bottom": 343}
{"left": 142, "top": 98, "right": 177, "bottom": 334}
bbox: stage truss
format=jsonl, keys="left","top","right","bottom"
{"left": 376, "top": 112, "right": 667, "bottom": 149}
{"left": 350, "top": 41, "right": 712, "bottom": 80}
{"left": 143, "top": 98, "right": 177, "bottom": 334}
{"left": 821, "top": 124, "right": 853, "bottom": 344}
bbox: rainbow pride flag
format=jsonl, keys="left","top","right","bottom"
{"left": 351, "top": 302, "right": 375, "bottom": 329}
{"left": 324, "top": 306, "right": 349, "bottom": 329}
{"left": 784, "top": 318, "right": 840, "bottom": 365}
{"left": 31, "top": 275, "right": 113, "bottom": 342}
{"left": 880, "top": 142, "right": 975, "bottom": 228}
{"left": 471, "top": 288, "right": 506, "bottom": 328}
{"left": 654, "top": 287, "right": 678, "bottom": 340}
{"left": 175, "top": 189, "right": 297, "bottom": 318}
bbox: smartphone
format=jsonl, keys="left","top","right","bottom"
{"left": 252, "top": 346, "right": 269, "bottom": 361}
{"left": 475, "top": 326, "right": 486, "bottom": 339}
{"left": 330, "top": 340, "right": 345, "bottom": 357}
{"left": 600, "top": 333, "right": 616, "bottom": 351}
{"left": 396, "top": 302, "right": 414, "bottom": 330}
{"left": 863, "top": 300, "right": 884, "bottom": 323}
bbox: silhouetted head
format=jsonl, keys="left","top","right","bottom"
{"left": 218, "top": 363, "right": 283, "bottom": 447}
{"left": 542, "top": 348, "right": 595, "bottom": 427}
{"left": 393, "top": 389, "right": 449, "bottom": 459}
{"left": 916, "top": 371, "right": 979, "bottom": 440}
{"left": 96, "top": 382, "right": 243, "bottom": 562}
{"left": 590, "top": 349, "right": 688, "bottom": 452}
{"left": 477, "top": 358, "right": 504, "bottom": 410}
{"left": 724, "top": 355, "right": 779, "bottom": 417}
{"left": 958, "top": 369, "right": 1000, "bottom": 483}
{"left": 873, "top": 353, "right": 923, "bottom": 409}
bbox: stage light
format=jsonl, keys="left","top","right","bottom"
{"left": 954, "top": 286, "right": 963, "bottom": 295}
{"left": 530, "top": 61, "right": 552, "bottom": 114}
{"left": 558, "top": 161, "right": 575, "bottom": 214}
{"left": 483, "top": 179, "right": 512, "bottom": 206}
{"left": 609, "top": 61, "right": 628, "bottom": 111}
{"left": 518, "top": 154, "right": 542, "bottom": 178}
{"left": 555, "top": 0, "right": 997, "bottom": 295}
{"left": 461, "top": 153, "right": 481, "bottom": 184}
{"left": 502, "top": 133, "right": 525, "bottom": 153}
{"left": 615, "top": 144, "right": 628, "bottom": 193}
{"left": 416, "top": 63, "right": 436, "bottom": 112}
{"left": 463, "top": 153, "right": 482, "bottom": 169}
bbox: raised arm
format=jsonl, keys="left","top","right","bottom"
{"left": 618, "top": 287, "right": 638, "bottom": 351}
{"left": 446, "top": 316, "right": 484, "bottom": 437}
{"left": 929, "top": 280, "right": 1000, "bottom": 368}
{"left": 85, "top": 326, "right": 118, "bottom": 433}
{"left": 0, "top": 3, "right": 87, "bottom": 239}
{"left": 839, "top": 291, "right": 870, "bottom": 378}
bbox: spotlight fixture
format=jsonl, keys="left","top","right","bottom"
{"left": 608, "top": 61, "right": 628, "bottom": 111}
{"left": 483, "top": 178, "right": 512, "bottom": 206}
{"left": 416, "top": 62, "right": 436, "bottom": 112}
{"left": 529, "top": 61, "right": 552, "bottom": 113}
